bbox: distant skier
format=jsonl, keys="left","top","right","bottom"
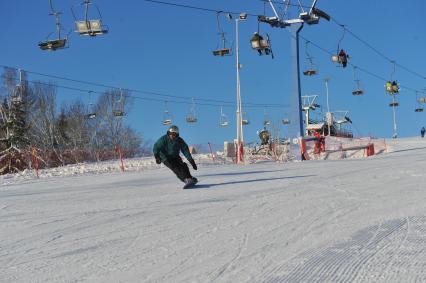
{"left": 153, "top": 125, "right": 198, "bottom": 186}
{"left": 421, "top": 127, "right": 425, "bottom": 138}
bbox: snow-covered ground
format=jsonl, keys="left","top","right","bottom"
{"left": 1, "top": 137, "right": 426, "bottom": 282}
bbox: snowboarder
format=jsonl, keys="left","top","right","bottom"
{"left": 421, "top": 127, "right": 425, "bottom": 138}
{"left": 338, "top": 49, "right": 348, "bottom": 68}
{"left": 153, "top": 125, "right": 198, "bottom": 187}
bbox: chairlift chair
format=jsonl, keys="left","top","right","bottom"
{"left": 389, "top": 101, "right": 399, "bottom": 107}
{"left": 331, "top": 25, "right": 349, "bottom": 67}
{"left": 219, "top": 107, "right": 229, "bottom": 127}
{"left": 112, "top": 89, "right": 125, "bottom": 117}
{"left": 351, "top": 67, "right": 364, "bottom": 95}
{"left": 86, "top": 113, "right": 96, "bottom": 119}
{"left": 415, "top": 92, "right": 424, "bottom": 112}
{"left": 186, "top": 116, "right": 197, "bottom": 123}
{"left": 303, "top": 69, "right": 317, "bottom": 76}
{"left": 263, "top": 108, "right": 271, "bottom": 126}
{"left": 113, "top": 110, "right": 125, "bottom": 117}
{"left": 303, "top": 41, "right": 317, "bottom": 76}
{"left": 186, "top": 98, "right": 198, "bottom": 123}
{"left": 72, "top": 0, "right": 108, "bottom": 37}
{"left": 282, "top": 119, "right": 290, "bottom": 125}
{"left": 162, "top": 101, "right": 173, "bottom": 125}
{"left": 352, "top": 89, "right": 364, "bottom": 96}
{"left": 39, "top": 0, "right": 68, "bottom": 51}
{"left": 385, "top": 81, "right": 400, "bottom": 95}
{"left": 162, "top": 119, "right": 172, "bottom": 125}
{"left": 212, "top": 12, "right": 232, "bottom": 57}
{"left": 331, "top": 52, "right": 349, "bottom": 67}
{"left": 250, "top": 32, "right": 272, "bottom": 57}
{"left": 241, "top": 111, "right": 250, "bottom": 125}
{"left": 38, "top": 38, "right": 67, "bottom": 51}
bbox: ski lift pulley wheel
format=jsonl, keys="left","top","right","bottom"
{"left": 38, "top": 39, "right": 67, "bottom": 51}
{"left": 352, "top": 89, "right": 364, "bottom": 95}
{"left": 242, "top": 119, "right": 249, "bottom": 125}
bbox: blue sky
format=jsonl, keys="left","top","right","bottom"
{"left": 1, "top": 0, "right": 426, "bottom": 147}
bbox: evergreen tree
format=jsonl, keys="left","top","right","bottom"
{"left": 0, "top": 69, "right": 32, "bottom": 174}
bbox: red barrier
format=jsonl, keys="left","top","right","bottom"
{"left": 366, "top": 143, "right": 375, "bottom": 157}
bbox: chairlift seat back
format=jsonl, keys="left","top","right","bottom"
{"left": 352, "top": 89, "right": 364, "bottom": 95}
{"left": 87, "top": 113, "right": 96, "bottom": 119}
{"left": 303, "top": 69, "right": 317, "bottom": 76}
{"left": 251, "top": 39, "right": 269, "bottom": 50}
{"left": 213, "top": 48, "right": 231, "bottom": 56}
{"left": 76, "top": 20, "right": 108, "bottom": 36}
{"left": 38, "top": 39, "right": 67, "bottom": 51}
{"left": 113, "top": 110, "right": 124, "bottom": 117}
{"left": 186, "top": 116, "right": 197, "bottom": 123}
{"left": 162, "top": 119, "right": 172, "bottom": 125}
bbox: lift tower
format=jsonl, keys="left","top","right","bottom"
{"left": 259, "top": 0, "right": 330, "bottom": 160}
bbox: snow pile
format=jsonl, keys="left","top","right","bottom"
{"left": 0, "top": 153, "right": 221, "bottom": 185}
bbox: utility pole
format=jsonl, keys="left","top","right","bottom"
{"left": 235, "top": 13, "right": 247, "bottom": 164}
{"left": 324, "top": 79, "right": 332, "bottom": 136}
{"left": 391, "top": 96, "right": 398, "bottom": 138}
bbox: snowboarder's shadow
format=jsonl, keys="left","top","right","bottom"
{"left": 200, "top": 169, "right": 286, "bottom": 178}
{"left": 188, "top": 175, "right": 316, "bottom": 189}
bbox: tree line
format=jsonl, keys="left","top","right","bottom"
{"left": 0, "top": 67, "right": 144, "bottom": 174}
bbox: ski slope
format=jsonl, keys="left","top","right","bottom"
{"left": 1, "top": 137, "right": 426, "bottom": 282}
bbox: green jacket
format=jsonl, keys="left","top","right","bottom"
{"left": 153, "top": 134, "right": 193, "bottom": 162}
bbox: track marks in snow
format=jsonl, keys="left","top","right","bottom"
{"left": 260, "top": 216, "right": 426, "bottom": 283}
{"left": 210, "top": 233, "right": 249, "bottom": 282}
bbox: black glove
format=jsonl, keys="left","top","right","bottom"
{"left": 189, "top": 159, "right": 197, "bottom": 170}
{"left": 155, "top": 155, "right": 161, "bottom": 164}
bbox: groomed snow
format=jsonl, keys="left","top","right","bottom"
{"left": 1, "top": 137, "right": 426, "bottom": 282}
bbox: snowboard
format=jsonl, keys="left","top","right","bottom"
{"left": 183, "top": 179, "right": 198, "bottom": 189}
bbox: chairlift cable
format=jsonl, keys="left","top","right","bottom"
{"left": 7, "top": 76, "right": 287, "bottom": 109}
{"left": 330, "top": 17, "right": 426, "bottom": 80}
{"left": 146, "top": 0, "right": 426, "bottom": 82}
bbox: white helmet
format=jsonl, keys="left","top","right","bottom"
{"left": 167, "top": 125, "right": 179, "bottom": 135}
